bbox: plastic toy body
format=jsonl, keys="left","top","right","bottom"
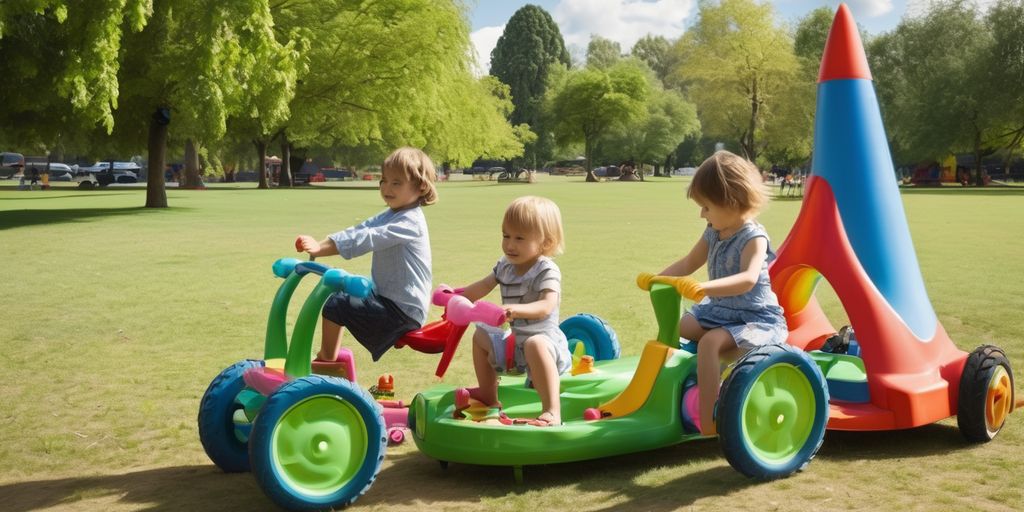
{"left": 768, "top": 5, "right": 1014, "bottom": 434}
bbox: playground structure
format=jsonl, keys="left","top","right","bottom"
{"left": 197, "top": 6, "right": 1017, "bottom": 511}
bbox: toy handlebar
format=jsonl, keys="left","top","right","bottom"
{"left": 433, "top": 290, "right": 505, "bottom": 379}
{"left": 432, "top": 284, "right": 466, "bottom": 307}
{"left": 636, "top": 272, "right": 706, "bottom": 302}
{"left": 271, "top": 258, "right": 374, "bottom": 298}
{"left": 445, "top": 295, "right": 506, "bottom": 327}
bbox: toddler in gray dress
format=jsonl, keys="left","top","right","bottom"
{"left": 646, "top": 150, "right": 787, "bottom": 436}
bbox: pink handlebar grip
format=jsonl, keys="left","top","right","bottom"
{"left": 445, "top": 295, "right": 505, "bottom": 327}
{"left": 431, "top": 284, "right": 466, "bottom": 307}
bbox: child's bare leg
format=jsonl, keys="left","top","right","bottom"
{"left": 470, "top": 329, "right": 500, "bottom": 405}
{"left": 696, "top": 328, "right": 740, "bottom": 436}
{"left": 679, "top": 313, "right": 708, "bottom": 343}
{"left": 524, "top": 335, "right": 561, "bottom": 425}
{"left": 318, "top": 318, "right": 344, "bottom": 361}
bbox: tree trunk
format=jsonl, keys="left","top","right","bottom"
{"left": 664, "top": 153, "right": 673, "bottom": 176}
{"left": 224, "top": 161, "right": 236, "bottom": 182}
{"left": 146, "top": 109, "right": 169, "bottom": 208}
{"left": 279, "top": 134, "right": 292, "bottom": 187}
{"left": 973, "top": 130, "right": 985, "bottom": 186}
{"left": 182, "top": 139, "right": 203, "bottom": 188}
{"left": 255, "top": 139, "right": 269, "bottom": 189}
{"left": 744, "top": 78, "right": 759, "bottom": 162}
{"left": 585, "top": 137, "right": 599, "bottom": 182}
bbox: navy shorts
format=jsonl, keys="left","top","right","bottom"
{"left": 322, "top": 290, "right": 420, "bottom": 361}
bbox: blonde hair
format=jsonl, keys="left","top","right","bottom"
{"left": 382, "top": 147, "right": 438, "bottom": 206}
{"left": 687, "top": 150, "right": 768, "bottom": 214}
{"left": 503, "top": 196, "right": 565, "bottom": 257}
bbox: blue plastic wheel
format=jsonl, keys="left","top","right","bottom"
{"left": 249, "top": 375, "right": 386, "bottom": 511}
{"left": 560, "top": 314, "right": 620, "bottom": 361}
{"left": 717, "top": 344, "right": 828, "bottom": 479}
{"left": 198, "top": 359, "right": 263, "bottom": 472}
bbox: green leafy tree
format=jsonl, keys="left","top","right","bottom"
{"left": 586, "top": 35, "right": 622, "bottom": 69}
{"left": 0, "top": 1, "right": 298, "bottom": 205}
{"left": 545, "top": 61, "right": 650, "bottom": 182}
{"left": 231, "top": 0, "right": 517, "bottom": 182}
{"left": 489, "top": 4, "right": 571, "bottom": 168}
{"left": 631, "top": 34, "right": 675, "bottom": 83}
{"left": 869, "top": 0, "right": 1023, "bottom": 184}
{"left": 670, "top": 0, "right": 800, "bottom": 163}
{"left": 601, "top": 64, "right": 700, "bottom": 175}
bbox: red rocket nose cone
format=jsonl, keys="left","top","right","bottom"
{"left": 818, "top": 3, "right": 872, "bottom": 82}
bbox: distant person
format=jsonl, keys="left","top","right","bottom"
{"left": 640, "top": 150, "right": 787, "bottom": 436}
{"left": 28, "top": 167, "right": 40, "bottom": 190}
{"left": 295, "top": 147, "right": 438, "bottom": 369}
{"left": 453, "top": 196, "right": 570, "bottom": 427}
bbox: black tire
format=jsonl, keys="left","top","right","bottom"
{"left": 957, "top": 345, "right": 1014, "bottom": 443}
{"left": 718, "top": 344, "right": 829, "bottom": 479}
{"left": 249, "top": 375, "right": 386, "bottom": 511}
{"left": 560, "top": 314, "right": 620, "bottom": 361}
{"left": 198, "top": 359, "right": 263, "bottom": 472}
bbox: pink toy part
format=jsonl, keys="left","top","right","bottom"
{"left": 445, "top": 295, "right": 506, "bottom": 327}
{"left": 431, "top": 284, "right": 466, "bottom": 307}
{"left": 311, "top": 347, "right": 357, "bottom": 382}
{"left": 243, "top": 367, "right": 290, "bottom": 396}
{"left": 583, "top": 408, "right": 602, "bottom": 421}
{"left": 682, "top": 385, "right": 702, "bottom": 433}
{"left": 380, "top": 402, "right": 408, "bottom": 428}
{"left": 388, "top": 428, "right": 406, "bottom": 444}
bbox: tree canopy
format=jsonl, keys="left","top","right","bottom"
{"left": 545, "top": 60, "right": 650, "bottom": 181}
{"left": 670, "top": 0, "right": 800, "bottom": 163}
{"left": 869, "top": 0, "right": 1024, "bottom": 181}
{"left": 489, "top": 4, "right": 570, "bottom": 167}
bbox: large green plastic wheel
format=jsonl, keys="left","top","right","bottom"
{"left": 718, "top": 344, "right": 828, "bottom": 479}
{"left": 249, "top": 375, "right": 385, "bottom": 511}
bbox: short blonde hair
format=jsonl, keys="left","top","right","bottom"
{"left": 383, "top": 147, "right": 438, "bottom": 206}
{"left": 687, "top": 150, "right": 768, "bottom": 214}
{"left": 503, "top": 196, "right": 565, "bottom": 257}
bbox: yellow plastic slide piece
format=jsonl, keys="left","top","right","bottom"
{"left": 599, "top": 341, "right": 674, "bottom": 418}
{"left": 264, "top": 358, "right": 286, "bottom": 370}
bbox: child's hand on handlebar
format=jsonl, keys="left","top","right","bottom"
{"left": 295, "top": 235, "right": 318, "bottom": 254}
{"left": 636, "top": 273, "right": 706, "bottom": 302}
{"left": 504, "top": 304, "right": 523, "bottom": 320}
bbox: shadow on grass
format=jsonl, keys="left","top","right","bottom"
{"left": 819, "top": 422, "right": 967, "bottom": 461}
{"left": 0, "top": 424, "right": 974, "bottom": 511}
{"left": 0, "top": 466, "right": 266, "bottom": 512}
{"left": 0, "top": 207, "right": 176, "bottom": 231}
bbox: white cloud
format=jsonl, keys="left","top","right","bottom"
{"left": 552, "top": 0, "right": 697, "bottom": 53}
{"left": 847, "top": 0, "right": 894, "bottom": 17}
{"left": 470, "top": 25, "right": 505, "bottom": 76}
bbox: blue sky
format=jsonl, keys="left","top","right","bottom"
{"left": 467, "top": 0, "right": 919, "bottom": 74}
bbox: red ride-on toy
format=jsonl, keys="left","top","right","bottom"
{"left": 768, "top": 4, "right": 1018, "bottom": 440}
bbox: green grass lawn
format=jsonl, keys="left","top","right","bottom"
{"left": 1, "top": 176, "right": 1022, "bottom": 511}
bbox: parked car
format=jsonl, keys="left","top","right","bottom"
{"left": 45, "top": 163, "right": 74, "bottom": 181}
{"left": 77, "top": 161, "right": 141, "bottom": 185}
{"left": 0, "top": 152, "right": 24, "bottom": 179}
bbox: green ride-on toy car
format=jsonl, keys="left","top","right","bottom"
{"left": 198, "top": 258, "right": 830, "bottom": 511}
